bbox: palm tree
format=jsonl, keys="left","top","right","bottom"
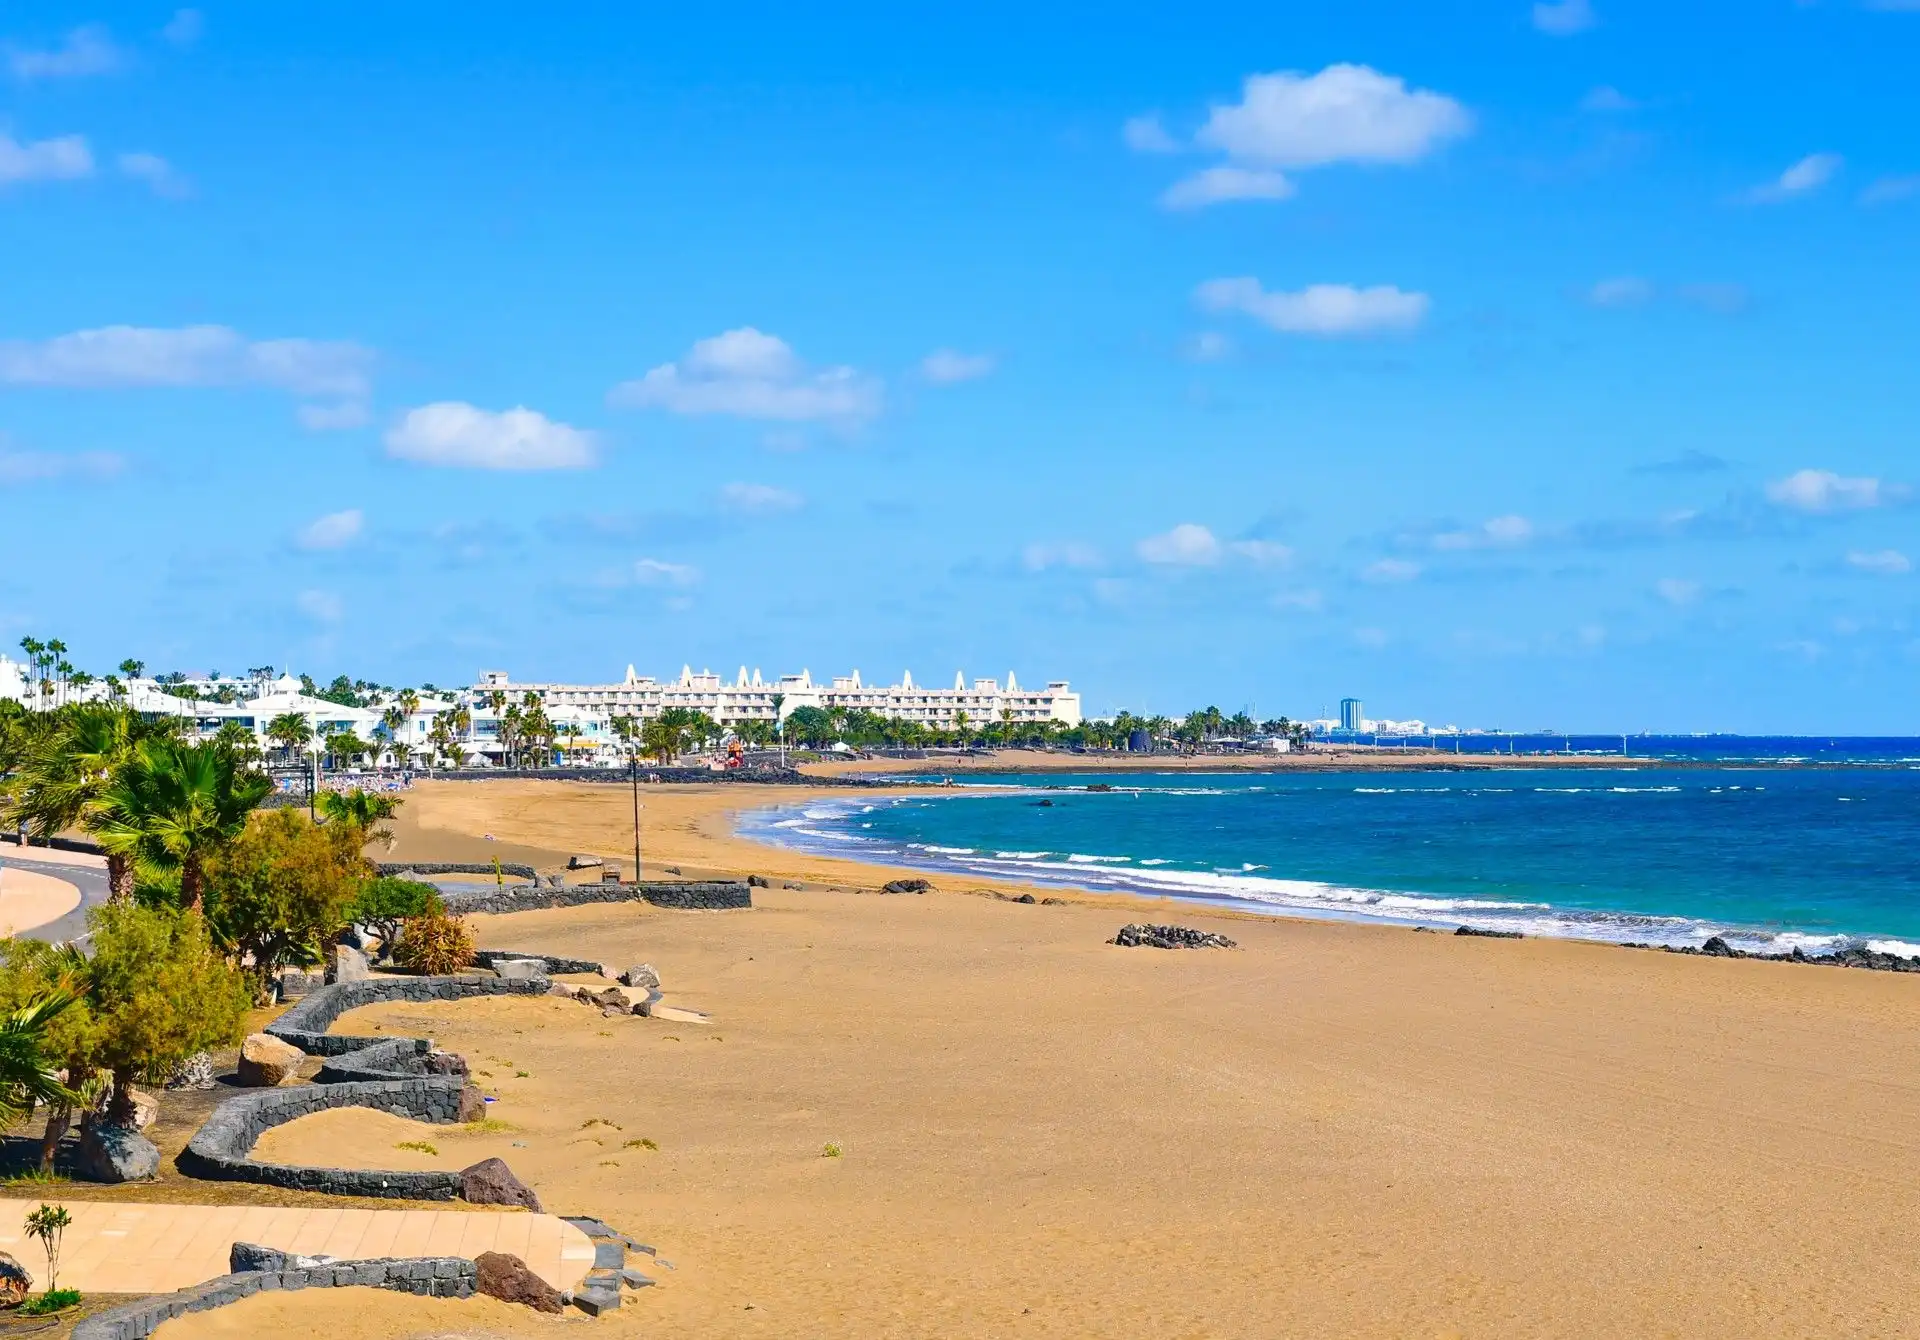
{"left": 92, "top": 738, "right": 271, "bottom": 910}
{"left": 317, "top": 787, "right": 400, "bottom": 848}
{"left": 380, "top": 705, "right": 406, "bottom": 765}
{"left": 265, "top": 712, "right": 312, "bottom": 766}
{"left": 326, "top": 730, "right": 366, "bottom": 770}
{"left": 4, "top": 704, "right": 152, "bottom": 900}
{"left": 118, "top": 658, "right": 145, "bottom": 681}
{"left": 0, "top": 987, "right": 81, "bottom": 1131}
{"left": 212, "top": 721, "right": 261, "bottom": 766}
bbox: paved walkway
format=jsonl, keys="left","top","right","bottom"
{"left": 0, "top": 1199, "right": 597, "bottom": 1294}
{"left": 0, "top": 844, "right": 110, "bottom": 943}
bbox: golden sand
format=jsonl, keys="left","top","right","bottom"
{"left": 158, "top": 779, "right": 1920, "bottom": 1338}
{"left": 0, "top": 863, "right": 81, "bottom": 936}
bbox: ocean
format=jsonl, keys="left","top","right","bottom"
{"left": 739, "top": 759, "right": 1920, "bottom": 956}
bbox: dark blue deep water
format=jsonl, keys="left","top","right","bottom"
{"left": 740, "top": 764, "right": 1920, "bottom": 954}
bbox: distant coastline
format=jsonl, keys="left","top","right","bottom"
{"left": 801, "top": 739, "right": 1920, "bottom": 780}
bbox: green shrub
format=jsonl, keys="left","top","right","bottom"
{"left": 393, "top": 909, "right": 475, "bottom": 975}
{"left": 345, "top": 877, "right": 442, "bottom": 959}
{"left": 20, "top": 1287, "right": 81, "bottom": 1314}
{"left": 204, "top": 808, "right": 368, "bottom": 983}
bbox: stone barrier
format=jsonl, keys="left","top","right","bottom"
{"left": 0, "top": 831, "right": 104, "bottom": 855}
{"left": 474, "top": 949, "right": 607, "bottom": 976}
{"left": 311, "top": 1036, "right": 442, "bottom": 1084}
{"left": 374, "top": 860, "right": 539, "bottom": 881}
{"left": 439, "top": 880, "right": 751, "bottom": 916}
{"left": 71, "top": 1253, "right": 477, "bottom": 1340}
{"left": 177, "top": 1079, "right": 468, "bottom": 1198}
{"left": 267, "top": 974, "right": 549, "bottom": 1056}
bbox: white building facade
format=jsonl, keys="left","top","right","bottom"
{"left": 473, "top": 665, "right": 1082, "bottom": 729}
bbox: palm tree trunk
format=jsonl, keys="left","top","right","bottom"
{"left": 106, "top": 852, "right": 136, "bottom": 903}
{"left": 180, "top": 857, "right": 204, "bottom": 911}
{"left": 107, "top": 1064, "right": 138, "bottom": 1127}
{"left": 38, "top": 1101, "right": 74, "bottom": 1172}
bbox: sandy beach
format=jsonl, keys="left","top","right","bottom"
{"left": 158, "top": 777, "right": 1920, "bottom": 1339}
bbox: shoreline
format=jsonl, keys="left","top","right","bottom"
{"left": 392, "top": 777, "right": 1920, "bottom": 972}
{"left": 736, "top": 783, "right": 1920, "bottom": 965}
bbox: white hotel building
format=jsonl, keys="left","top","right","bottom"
{"left": 473, "top": 665, "right": 1083, "bottom": 730}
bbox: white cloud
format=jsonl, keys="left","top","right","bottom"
{"left": 297, "top": 401, "right": 371, "bottom": 432}
{"left": 919, "top": 349, "right": 995, "bottom": 383}
{"left": 1581, "top": 85, "right": 1639, "bottom": 112}
{"left": 1587, "top": 276, "right": 1654, "bottom": 308}
{"left": 1161, "top": 166, "right": 1294, "bottom": 210}
{"left": 1023, "top": 541, "right": 1103, "bottom": 572}
{"left": 162, "top": 9, "right": 204, "bottom": 47}
{"left": 1230, "top": 539, "right": 1294, "bottom": 566}
{"left": 633, "top": 558, "right": 699, "bottom": 587}
{"left": 0, "top": 450, "right": 123, "bottom": 484}
{"left": 1195, "top": 65, "right": 1471, "bottom": 169}
{"left": 0, "top": 132, "right": 93, "bottom": 185}
{"left": 0, "top": 325, "right": 372, "bottom": 398}
{"left": 1271, "top": 589, "right": 1323, "bottom": 612}
{"left": 296, "top": 589, "right": 343, "bottom": 623}
{"left": 7, "top": 25, "right": 122, "bottom": 79}
{"left": 296, "top": 509, "right": 364, "bottom": 551}
{"left": 1183, "top": 331, "right": 1233, "bottom": 362}
{"left": 1655, "top": 577, "right": 1701, "bottom": 606}
{"left": 1353, "top": 627, "right": 1391, "bottom": 648}
{"left": 1747, "top": 153, "right": 1842, "bottom": 203}
{"left": 718, "top": 481, "right": 804, "bottom": 514}
{"left": 1533, "top": 0, "right": 1597, "bottom": 36}
{"left": 385, "top": 402, "right": 596, "bottom": 471}
{"left": 610, "top": 327, "right": 880, "bottom": 423}
{"left": 1676, "top": 282, "right": 1749, "bottom": 315}
{"left": 1847, "top": 549, "right": 1912, "bottom": 575}
{"left": 1861, "top": 175, "right": 1920, "bottom": 206}
{"left": 1765, "top": 469, "right": 1894, "bottom": 513}
{"left": 1432, "top": 515, "right": 1534, "bottom": 551}
{"left": 1122, "top": 113, "right": 1182, "bottom": 154}
{"left": 1361, "top": 558, "right": 1421, "bottom": 583}
{"left": 118, "top": 151, "right": 189, "bottom": 197}
{"left": 1137, "top": 523, "right": 1222, "bottom": 567}
{"left": 1196, "top": 277, "right": 1430, "bottom": 337}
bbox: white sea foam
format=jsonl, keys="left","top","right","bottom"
{"left": 737, "top": 782, "right": 1905, "bottom": 959}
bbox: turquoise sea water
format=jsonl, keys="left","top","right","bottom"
{"left": 739, "top": 766, "right": 1920, "bottom": 954}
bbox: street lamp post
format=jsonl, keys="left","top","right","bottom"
{"left": 629, "top": 746, "right": 642, "bottom": 886}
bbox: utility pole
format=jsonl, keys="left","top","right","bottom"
{"left": 629, "top": 747, "right": 642, "bottom": 886}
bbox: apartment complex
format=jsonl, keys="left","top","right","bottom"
{"left": 473, "top": 665, "right": 1083, "bottom": 729}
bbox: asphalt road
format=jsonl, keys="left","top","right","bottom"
{"left": 0, "top": 849, "right": 111, "bottom": 943}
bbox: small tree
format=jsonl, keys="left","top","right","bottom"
{"left": 204, "top": 808, "right": 368, "bottom": 986}
{"left": 85, "top": 902, "right": 250, "bottom": 1126}
{"left": 23, "top": 1203, "right": 69, "bottom": 1296}
{"left": 344, "top": 877, "right": 442, "bottom": 961}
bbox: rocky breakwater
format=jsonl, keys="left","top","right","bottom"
{"left": 1638, "top": 935, "right": 1920, "bottom": 973}
{"left": 1109, "top": 923, "right": 1238, "bottom": 950}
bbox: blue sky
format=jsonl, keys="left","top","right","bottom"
{"left": 1, "top": 3, "right": 1916, "bottom": 731}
